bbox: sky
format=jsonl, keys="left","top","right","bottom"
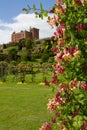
{"left": 0, "top": 0, "right": 55, "bottom": 44}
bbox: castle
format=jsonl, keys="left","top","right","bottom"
{"left": 11, "top": 27, "right": 39, "bottom": 43}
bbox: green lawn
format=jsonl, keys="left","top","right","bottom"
{"left": 0, "top": 82, "right": 53, "bottom": 130}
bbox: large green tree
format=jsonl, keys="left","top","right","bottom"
{"left": 7, "top": 46, "right": 18, "bottom": 62}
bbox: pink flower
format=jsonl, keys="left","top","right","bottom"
{"left": 57, "top": 25, "right": 66, "bottom": 36}
{"left": 54, "top": 24, "right": 66, "bottom": 38}
{"left": 60, "top": 2, "right": 67, "bottom": 11}
{"left": 58, "top": 38, "right": 65, "bottom": 46}
{"left": 63, "top": 45, "right": 79, "bottom": 59}
{"left": 81, "top": 120, "right": 87, "bottom": 130}
{"left": 68, "top": 46, "right": 76, "bottom": 55}
{"left": 51, "top": 36, "right": 57, "bottom": 41}
{"left": 56, "top": 0, "right": 62, "bottom": 5}
{"left": 81, "top": 81, "right": 87, "bottom": 90}
{"left": 51, "top": 118, "right": 56, "bottom": 123}
{"left": 47, "top": 98, "right": 57, "bottom": 111}
{"left": 56, "top": 0, "right": 67, "bottom": 13}
{"left": 47, "top": 92, "right": 64, "bottom": 111}
{"left": 55, "top": 52, "right": 64, "bottom": 61}
{"left": 55, "top": 67, "right": 65, "bottom": 74}
{"left": 63, "top": 53, "right": 71, "bottom": 60}
{"left": 59, "top": 83, "right": 67, "bottom": 92}
{"left": 76, "top": 0, "right": 84, "bottom": 6}
{"left": 52, "top": 63, "right": 57, "bottom": 69}
{"left": 55, "top": 92, "right": 64, "bottom": 105}
{"left": 75, "top": 24, "right": 86, "bottom": 30}
{"left": 40, "top": 122, "right": 52, "bottom": 130}
{"left": 51, "top": 73, "right": 58, "bottom": 84}
{"left": 57, "top": 6, "right": 66, "bottom": 13}
{"left": 52, "top": 46, "right": 59, "bottom": 53}
{"left": 54, "top": 62, "right": 65, "bottom": 74}
{"left": 69, "top": 80, "right": 80, "bottom": 90}
{"left": 48, "top": 15, "right": 59, "bottom": 28}
{"left": 73, "top": 50, "right": 80, "bottom": 58}
{"left": 68, "top": 45, "right": 78, "bottom": 55}
{"left": 64, "top": 47, "right": 70, "bottom": 54}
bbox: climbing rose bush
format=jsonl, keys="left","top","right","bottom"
{"left": 39, "top": 0, "right": 87, "bottom": 130}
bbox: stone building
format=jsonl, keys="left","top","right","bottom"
{"left": 11, "top": 27, "right": 39, "bottom": 43}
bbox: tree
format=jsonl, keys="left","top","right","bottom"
{"left": 18, "top": 39, "right": 25, "bottom": 50}
{"left": 0, "top": 61, "right": 8, "bottom": 82}
{"left": 18, "top": 47, "right": 28, "bottom": 61}
{"left": 25, "top": 38, "right": 32, "bottom": 49}
{"left": 7, "top": 46, "right": 18, "bottom": 62}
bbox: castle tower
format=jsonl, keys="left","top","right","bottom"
{"left": 30, "top": 28, "right": 39, "bottom": 40}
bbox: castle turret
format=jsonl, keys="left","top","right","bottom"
{"left": 30, "top": 28, "right": 39, "bottom": 40}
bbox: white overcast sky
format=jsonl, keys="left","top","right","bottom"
{"left": 0, "top": 13, "right": 54, "bottom": 44}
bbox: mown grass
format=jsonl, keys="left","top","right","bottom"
{"left": 0, "top": 81, "right": 54, "bottom": 130}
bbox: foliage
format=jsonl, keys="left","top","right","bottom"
{"left": 0, "top": 61, "right": 8, "bottom": 82}
{"left": 18, "top": 39, "right": 25, "bottom": 50}
{"left": 18, "top": 47, "right": 28, "bottom": 61}
{"left": 0, "top": 37, "right": 54, "bottom": 64}
{"left": 25, "top": 0, "right": 87, "bottom": 130}
{"left": 0, "top": 53, "right": 4, "bottom": 61}
{"left": 6, "top": 46, "right": 18, "bottom": 61}
{"left": 25, "top": 38, "right": 32, "bottom": 49}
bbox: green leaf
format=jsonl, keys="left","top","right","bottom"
{"left": 22, "top": 8, "right": 29, "bottom": 13}
{"left": 40, "top": 2, "right": 43, "bottom": 10}
{"left": 84, "top": 18, "right": 87, "bottom": 23}
{"left": 33, "top": 4, "right": 36, "bottom": 10}
{"left": 73, "top": 115, "right": 83, "bottom": 128}
{"left": 45, "top": 45, "right": 48, "bottom": 49}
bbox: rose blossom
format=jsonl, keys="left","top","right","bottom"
{"left": 81, "top": 81, "right": 87, "bottom": 90}
{"left": 39, "top": 122, "right": 52, "bottom": 130}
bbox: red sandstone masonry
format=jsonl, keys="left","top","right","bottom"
{"left": 11, "top": 27, "right": 39, "bottom": 42}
